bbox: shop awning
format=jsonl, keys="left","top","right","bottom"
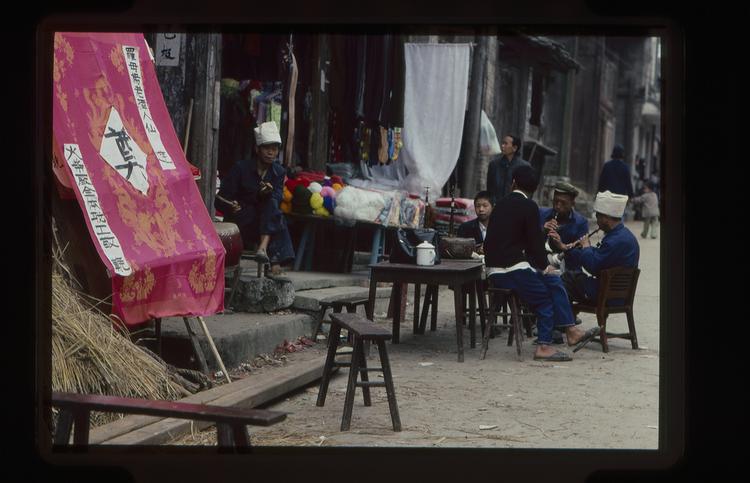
{"left": 52, "top": 32, "right": 225, "bottom": 326}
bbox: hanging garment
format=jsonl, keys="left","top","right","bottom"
{"left": 398, "top": 43, "right": 470, "bottom": 195}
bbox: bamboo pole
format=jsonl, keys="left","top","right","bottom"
{"left": 196, "top": 316, "right": 231, "bottom": 384}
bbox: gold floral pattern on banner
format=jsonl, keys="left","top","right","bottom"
{"left": 54, "top": 34, "right": 74, "bottom": 112}
{"left": 110, "top": 45, "right": 125, "bottom": 74}
{"left": 119, "top": 265, "right": 155, "bottom": 303}
{"left": 187, "top": 224, "right": 219, "bottom": 294}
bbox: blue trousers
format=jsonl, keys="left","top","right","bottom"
{"left": 488, "top": 269, "right": 575, "bottom": 345}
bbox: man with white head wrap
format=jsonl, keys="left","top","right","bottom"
{"left": 215, "top": 121, "right": 295, "bottom": 274}
{"left": 560, "top": 190, "right": 640, "bottom": 305}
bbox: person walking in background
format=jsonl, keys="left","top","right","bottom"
{"left": 486, "top": 134, "right": 531, "bottom": 202}
{"left": 598, "top": 144, "right": 634, "bottom": 199}
{"left": 630, "top": 181, "right": 660, "bottom": 239}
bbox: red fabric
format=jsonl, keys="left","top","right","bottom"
{"left": 435, "top": 197, "right": 474, "bottom": 209}
{"left": 52, "top": 32, "right": 225, "bottom": 325}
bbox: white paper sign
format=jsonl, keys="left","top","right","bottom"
{"left": 155, "top": 33, "right": 181, "bottom": 67}
{"left": 123, "top": 45, "right": 176, "bottom": 171}
{"left": 100, "top": 107, "right": 149, "bottom": 195}
{"left": 64, "top": 144, "right": 132, "bottom": 277}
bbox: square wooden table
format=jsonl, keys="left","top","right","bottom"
{"left": 366, "top": 260, "right": 487, "bottom": 362}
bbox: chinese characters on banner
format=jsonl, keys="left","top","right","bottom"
{"left": 64, "top": 143, "right": 132, "bottom": 277}
{"left": 122, "top": 45, "right": 175, "bottom": 171}
{"left": 155, "top": 33, "right": 181, "bottom": 67}
{"left": 100, "top": 107, "right": 149, "bottom": 194}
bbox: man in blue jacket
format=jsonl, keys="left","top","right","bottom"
{"left": 539, "top": 181, "right": 589, "bottom": 272}
{"left": 561, "top": 191, "right": 640, "bottom": 304}
{"left": 598, "top": 144, "right": 634, "bottom": 198}
{"left": 484, "top": 165, "right": 600, "bottom": 362}
{"left": 486, "top": 134, "right": 531, "bottom": 202}
{"left": 215, "top": 121, "right": 295, "bottom": 275}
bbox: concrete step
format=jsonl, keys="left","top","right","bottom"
{"left": 270, "top": 270, "right": 371, "bottom": 291}
{"left": 159, "top": 312, "right": 315, "bottom": 371}
{"left": 292, "top": 285, "right": 392, "bottom": 311}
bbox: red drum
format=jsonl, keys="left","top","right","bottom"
{"left": 212, "top": 221, "right": 243, "bottom": 268}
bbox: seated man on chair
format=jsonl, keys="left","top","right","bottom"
{"left": 540, "top": 181, "right": 589, "bottom": 272}
{"left": 483, "top": 165, "right": 600, "bottom": 361}
{"left": 457, "top": 190, "right": 494, "bottom": 255}
{"left": 559, "top": 190, "right": 640, "bottom": 305}
{"left": 215, "top": 121, "right": 295, "bottom": 275}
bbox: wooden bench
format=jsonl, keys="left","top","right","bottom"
{"left": 316, "top": 313, "right": 401, "bottom": 431}
{"left": 49, "top": 391, "right": 286, "bottom": 449}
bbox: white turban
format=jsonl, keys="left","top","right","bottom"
{"left": 254, "top": 121, "right": 282, "bottom": 146}
{"left": 594, "top": 191, "right": 628, "bottom": 218}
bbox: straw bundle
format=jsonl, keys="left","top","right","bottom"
{"left": 51, "top": 227, "right": 187, "bottom": 426}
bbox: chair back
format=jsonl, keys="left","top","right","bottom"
{"left": 595, "top": 267, "right": 640, "bottom": 308}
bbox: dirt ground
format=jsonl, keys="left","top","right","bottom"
{"left": 173, "top": 221, "right": 660, "bottom": 449}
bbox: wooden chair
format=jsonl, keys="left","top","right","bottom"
{"left": 571, "top": 267, "right": 640, "bottom": 353}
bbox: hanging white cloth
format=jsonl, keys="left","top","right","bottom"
{"left": 398, "top": 43, "right": 471, "bottom": 196}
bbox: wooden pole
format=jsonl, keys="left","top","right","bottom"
{"left": 196, "top": 316, "right": 232, "bottom": 383}
{"left": 183, "top": 98, "right": 194, "bottom": 153}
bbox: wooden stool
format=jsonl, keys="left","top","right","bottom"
{"left": 241, "top": 251, "right": 269, "bottom": 278}
{"left": 311, "top": 296, "right": 370, "bottom": 341}
{"left": 480, "top": 287, "right": 534, "bottom": 361}
{"left": 316, "top": 313, "right": 401, "bottom": 432}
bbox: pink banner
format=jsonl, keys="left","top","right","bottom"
{"left": 52, "top": 32, "right": 225, "bottom": 326}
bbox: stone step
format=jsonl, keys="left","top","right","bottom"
{"left": 292, "top": 285, "right": 392, "bottom": 311}
{"left": 159, "top": 312, "right": 315, "bottom": 371}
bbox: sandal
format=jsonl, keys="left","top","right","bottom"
{"left": 533, "top": 350, "right": 572, "bottom": 362}
{"left": 570, "top": 326, "right": 601, "bottom": 353}
{"left": 255, "top": 249, "right": 270, "bottom": 264}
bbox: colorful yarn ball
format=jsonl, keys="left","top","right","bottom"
{"left": 332, "top": 183, "right": 343, "bottom": 192}
{"left": 308, "top": 182, "right": 323, "bottom": 193}
{"left": 282, "top": 187, "right": 293, "bottom": 202}
{"left": 323, "top": 177, "right": 332, "bottom": 187}
{"left": 313, "top": 206, "right": 330, "bottom": 217}
{"left": 280, "top": 201, "right": 292, "bottom": 213}
{"left": 323, "top": 196, "right": 335, "bottom": 213}
{"left": 320, "top": 186, "right": 336, "bottom": 198}
{"left": 310, "top": 192, "right": 324, "bottom": 209}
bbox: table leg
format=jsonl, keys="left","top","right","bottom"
{"left": 413, "top": 283, "right": 421, "bottom": 334}
{"left": 468, "top": 283, "right": 477, "bottom": 348}
{"left": 294, "top": 222, "right": 313, "bottom": 272}
{"left": 392, "top": 282, "right": 402, "bottom": 344}
{"left": 452, "top": 284, "right": 465, "bottom": 362}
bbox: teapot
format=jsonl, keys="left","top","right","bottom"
{"left": 416, "top": 241, "right": 436, "bottom": 266}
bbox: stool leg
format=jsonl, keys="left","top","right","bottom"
{"left": 317, "top": 323, "right": 341, "bottom": 407}
{"left": 311, "top": 307, "right": 328, "bottom": 341}
{"left": 480, "top": 310, "right": 492, "bottom": 360}
{"left": 341, "top": 335, "right": 362, "bottom": 431}
{"left": 377, "top": 340, "right": 402, "bottom": 431}
{"left": 357, "top": 338, "right": 371, "bottom": 406}
{"left": 418, "top": 285, "right": 430, "bottom": 334}
{"left": 510, "top": 296, "right": 523, "bottom": 361}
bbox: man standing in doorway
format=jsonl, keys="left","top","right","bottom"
{"left": 597, "top": 144, "right": 634, "bottom": 198}
{"left": 486, "top": 134, "right": 531, "bottom": 202}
